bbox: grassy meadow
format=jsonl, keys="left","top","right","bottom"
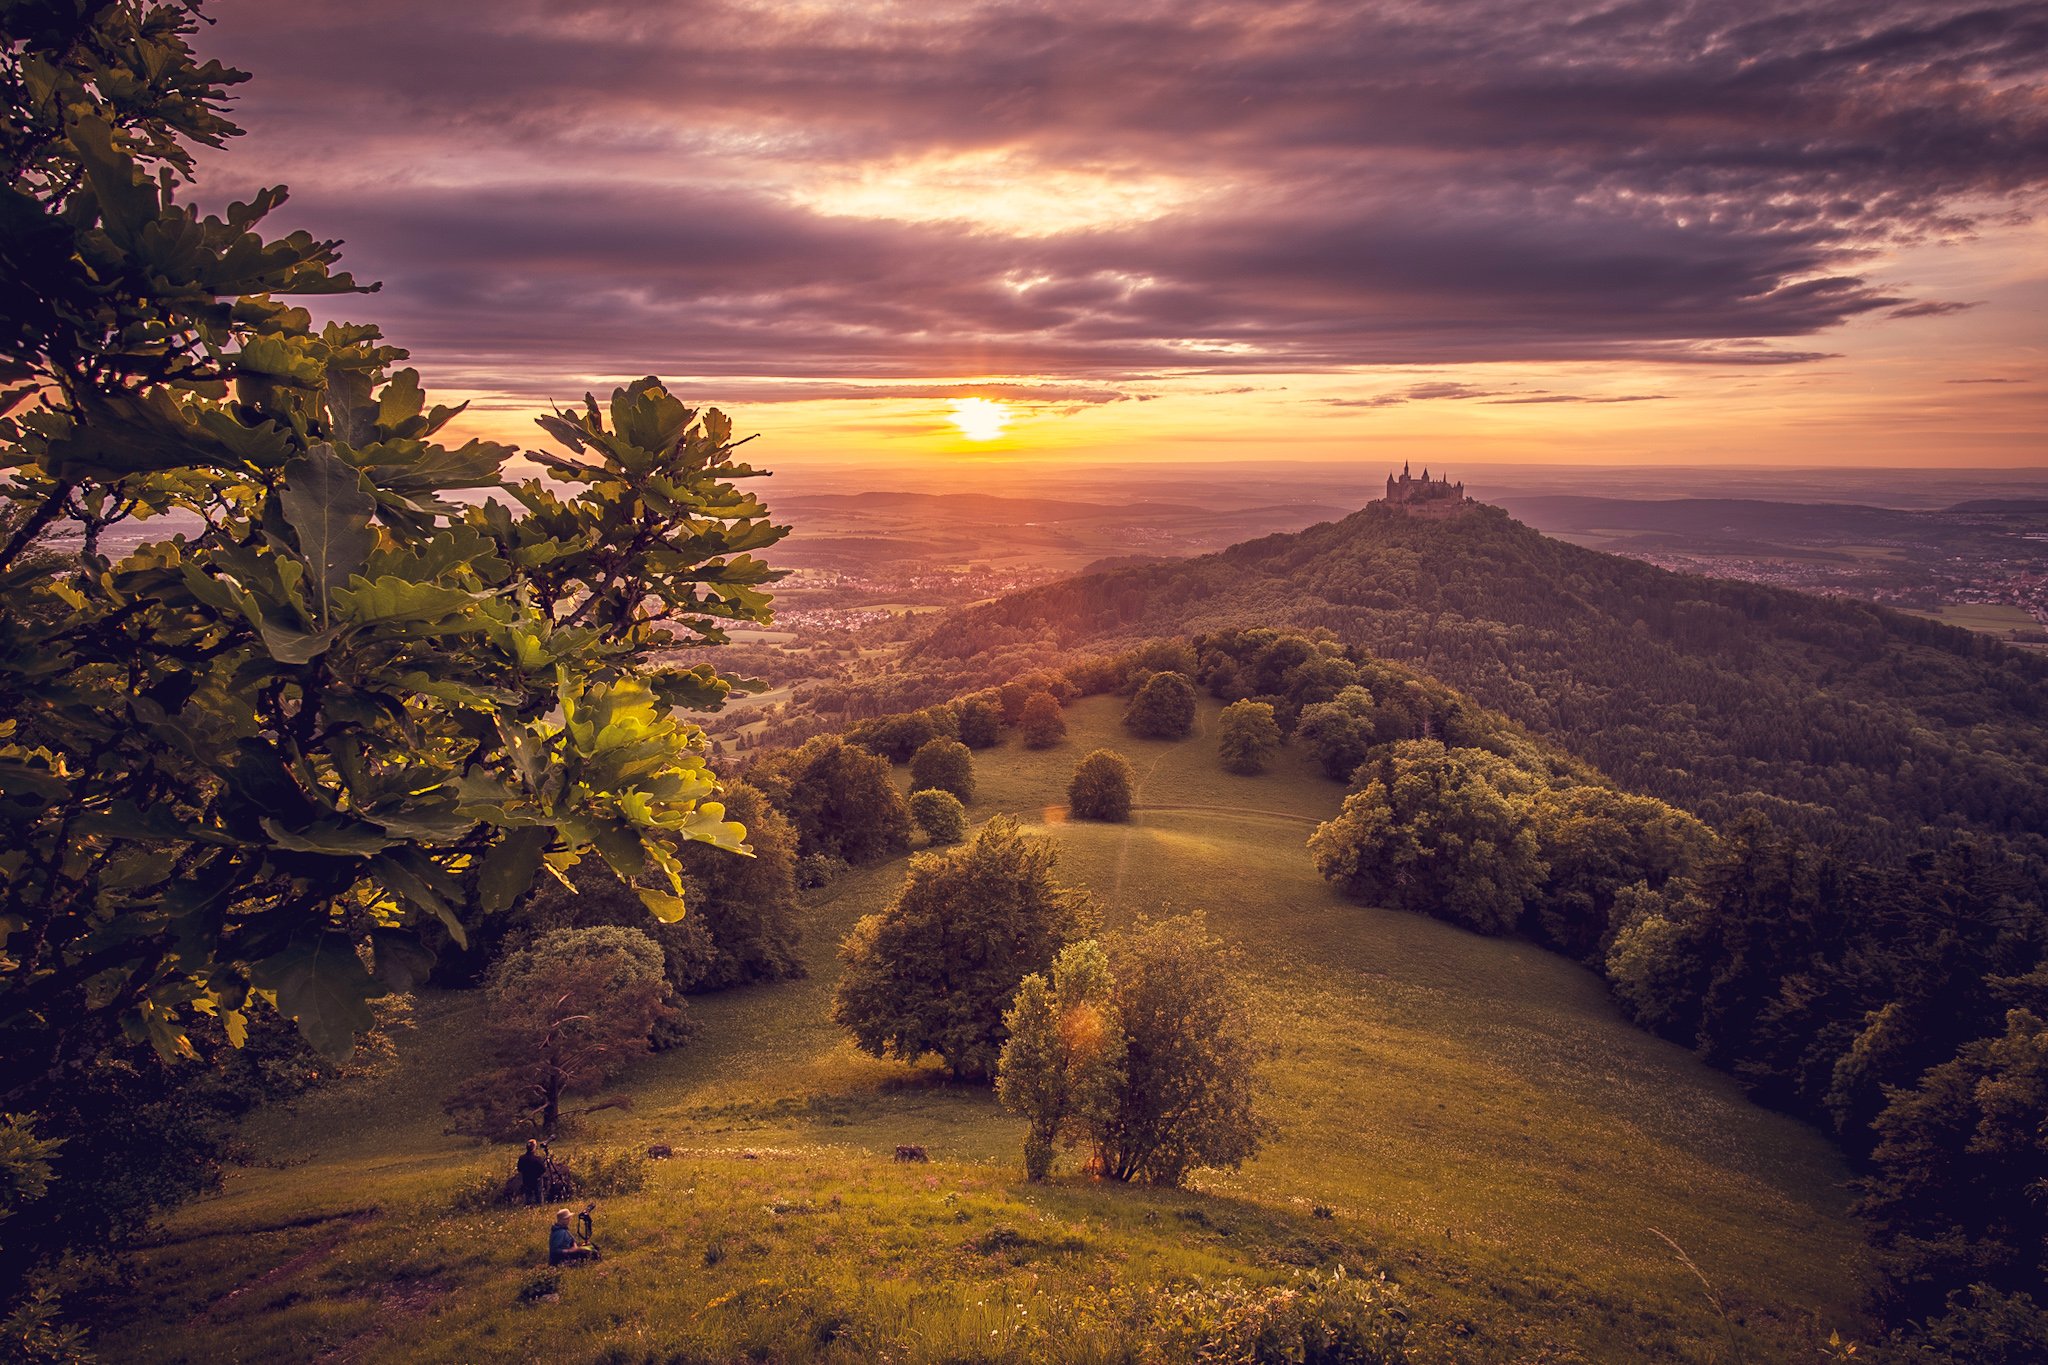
{"left": 92, "top": 697, "right": 1869, "bottom": 1363}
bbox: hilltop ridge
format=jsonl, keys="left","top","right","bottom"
{"left": 908, "top": 499, "right": 2048, "bottom": 846}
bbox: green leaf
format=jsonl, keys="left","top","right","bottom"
{"left": 370, "top": 851, "right": 467, "bottom": 948}
{"left": 281, "top": 443, "right": 377, "bottom": 612}
{"left": 369, "top": 930, "right": 437, "bottom": 993}
{"left": 333, "top": 576, "right": 480, "bottom": 627}
{"left": 251, "top": 932, "right": 380, "bottom": 1061}
{"left": 261, "top": 817, "right": 396, "bottom": 856}
{"left": 476, "top": 826, "right": 550, "bottom": 915}
{"left": 636, "top": 885, "right": 689, "bottom": 923}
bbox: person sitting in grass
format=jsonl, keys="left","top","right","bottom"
{"left": 549, "top": 1209, "right": 599, "bottom": 1266}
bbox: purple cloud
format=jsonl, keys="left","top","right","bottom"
{"left": 189, "top": 0, "right": 2048, "bottom": 394}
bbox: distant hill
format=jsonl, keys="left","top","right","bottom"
{"left": 912, "top": 501, "right": 2048, "bottom": 848}
{"left": 1947, "top": 498, "right": 2048, "bottom": 514}
{"left": 1497, "top": 494, "right": 1934, "bottom": 542}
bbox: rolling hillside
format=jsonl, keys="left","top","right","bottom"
{"left": 911, "top": 502, "right": 2048, "bottom": 849}
{"left": 96, "top": 698, "right": 1866, "bottom": 1364}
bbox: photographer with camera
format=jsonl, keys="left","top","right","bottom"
{"left": 516, "top": 1139, "right": 546, "bottom": 1206}
{"left": 549, "top": 1205, "right": 600, "bottom": 1266}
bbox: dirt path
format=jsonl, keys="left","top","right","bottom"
{"left": 1135, "top": 803, "right": 1323, "bottom": 827}
{"left": 195, "top": 1209, "right": 379, "bottom": 1324}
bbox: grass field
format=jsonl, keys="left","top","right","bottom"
{"left": 1897, "top": 603, "right": 2044, "bottom": 636}
{"left": 92, "top": 697, "right": 1869, "bottom": 1363}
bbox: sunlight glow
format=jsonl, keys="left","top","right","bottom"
{"left": 948, "top": 397, "right": 1012, "bottom": 441}
{"left": 791, "top": 150, "right": 1200, "bottom": 237}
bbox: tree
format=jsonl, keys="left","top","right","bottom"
{"left": 445, "top": 927, "right": 675, "bottom": 1139}
{"left": 1296, "top": 686, "right": 1378, "bottom": 781}
{"left": 955, "top": 696, "right": 1004, "bottom": 749}
{"left": 909, "top": 788, "right": 968, "bottom": 844}
{"left": 672, "top": 784, "right": 804, "bottom": 991}
{"left": 1095, "top": 914, "right": 1268, "bottom": 1186}
{"left": 832, "top": 816, "right": 1088, "bottom": 1082}
{"left": 1216, "top": 699, "right": 1282, "bottom": 775}
{"left": 1603, "top": 879, "right": 1713, "bottom": 1041}
{"left": 0, "top": 1, "right": 781, "bottom": 1306}
{"left": 1068, "top": 749, "right": 1136, "bottom": 822}
{"left": 909, "top": 737, "right": 975, "bottom": 802}
{"left": 751, "top": 735, "right": 912, "bottom": 865}
{"left": 1857, "top": 1008, "right": 2048, "bottom": 1326}
{"left": 996, "top": 941, "right": 1125, "bottom": 1180}
{"left": 1526, "top": 786, "right": 1716, "bottom": 961}
{"left": 1019, "top": 691, "right": 1067, "bottom": 748}
{"left": 1307, "top": 741, "right": 1545, "bottom": 934}
{"left": 848, "top": 711, "right": 940, "bottom": 763}
{"left": 1124, "top": 670, "right": 1197, "bottom": 739}
{"left": 0, "top": 3, "right": 783, "bottom": 1069}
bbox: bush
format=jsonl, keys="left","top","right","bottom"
{"left": 909, "top": 737, "right": 975, "bottom": 802}
{"left": 1153, "top": 1267, "right": 1409, "bottom": 1364}
{"left": 1096, "top": 914, "right": 1269, "bottom": 1186}
{"left": 833, "top": 817, "right": 1089, "bottom": 1082}
{"left": 1069, "top": 749, "right": 1136, "bottom": 822}
{"left": 909, "top": 789, "right": 969, "bottom": 844}
{"left": 847, "top": 711, "right": 940, "bottom": 763}
{"left": 752, "top": 735, "right": 913, "bottom": 865}
{"left": 795, "top": 853, "right": 853, "bottom": 889}
{"left": 1125, "top": 671, "right": 1197, "bottom": 739}
{"left": 1880, "top": 1287, "right": 2048, "bottom": 1364}
{"left": 1020, "top": 692, "right": 1067, "bottom": 748}
{"left": 1217, "top": 700, "right": 1283, "bottom": 775}
{"left": 955, "top": 696, "right": 1004, "bottom": 749}
{"left": 997, "top": 941, "right": 1125, "bottom": 1180}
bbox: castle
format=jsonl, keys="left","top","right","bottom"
{"left": 1379, "top": 462, "right": 1470, "bottom": 519}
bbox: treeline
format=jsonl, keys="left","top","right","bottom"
{"left": 912, "top": 502, "right": 2048, "bottom": 856}
{"left": 1150, "top": 621, "right": 2048, "bottom": 1354}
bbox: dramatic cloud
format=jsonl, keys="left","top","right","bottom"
{"left": 195, "top": 0, "right": 2048, "bottom": 395}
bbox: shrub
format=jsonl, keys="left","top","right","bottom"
{"left": 1153, "top": 1267, "right": 1409, "bottom": 1364}
{"left": 1020, "top": 692, "right": 1067, "bottom": 748}
{"left": 955, "top": 697, "right": 1004, "bottom": 749}
{"left": 909, "top": 789, "right": 969, "bottom": 844}
{"left": 1069, "top": 749, "right": 1136, "bottom": 822}
{"left": 997, "top": 942, "right": 1125, "bottom": 1180}
{"left": 752, "top": 735, "right": 913, "bottom": 865}
{"left": 1096, "top": 914, "right": 1269, "bottom": 1186}
{"left": 909, "top": 737, "right": 975, "bottom": 802}
{"left": 1124, "top": 671, "right": 1197, "bottom": 739}
{"left": 847, "top": 711, "right": 940, "bottom": 763}
{"left": 833, "top": 817, "right": 1089, "bottom": 1082}
{"left": 795, "top": 853, "right": 853, "bottom": 889}
{"left": 1217, "top": 700, "right": 1283, "bottom": 775}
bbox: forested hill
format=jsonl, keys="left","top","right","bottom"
{"left": 910, "top": 501, "right": 2048, "bottom": 849}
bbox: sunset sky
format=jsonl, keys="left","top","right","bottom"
{"left": 193, "top": 0, "right": 2047, "bottom": 470}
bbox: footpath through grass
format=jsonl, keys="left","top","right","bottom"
{"left": 95, "top": 696, "right": 1869, "bottom": 1363}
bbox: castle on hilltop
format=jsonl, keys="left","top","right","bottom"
{"left": 1379, "top": 462, "right": 1471, "bottom": 519}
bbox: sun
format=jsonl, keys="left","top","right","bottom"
{"left": 947, "top": 397, "right": 1011, "bottom": 442}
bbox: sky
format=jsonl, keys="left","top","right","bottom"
{"left": 191, "top": 0, "right": 2048, "bottom": 471}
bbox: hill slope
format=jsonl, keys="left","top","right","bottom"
{"left": 97, "top": 698, "right": 1864, "bottom": 1364}
{"left": 913, "top": 502, "right": 2048, "bottom": 847}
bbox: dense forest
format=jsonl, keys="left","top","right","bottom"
{"left": 905, "top": 502, "right": 2048, "bottom": 855}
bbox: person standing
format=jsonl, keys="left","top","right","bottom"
{"left": 516, "top": 1139, "right": 546, "bottom": 1206}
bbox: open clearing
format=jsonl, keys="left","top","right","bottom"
{"left": 95, "top": 697, "right": 1868, "bottom": 1363}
